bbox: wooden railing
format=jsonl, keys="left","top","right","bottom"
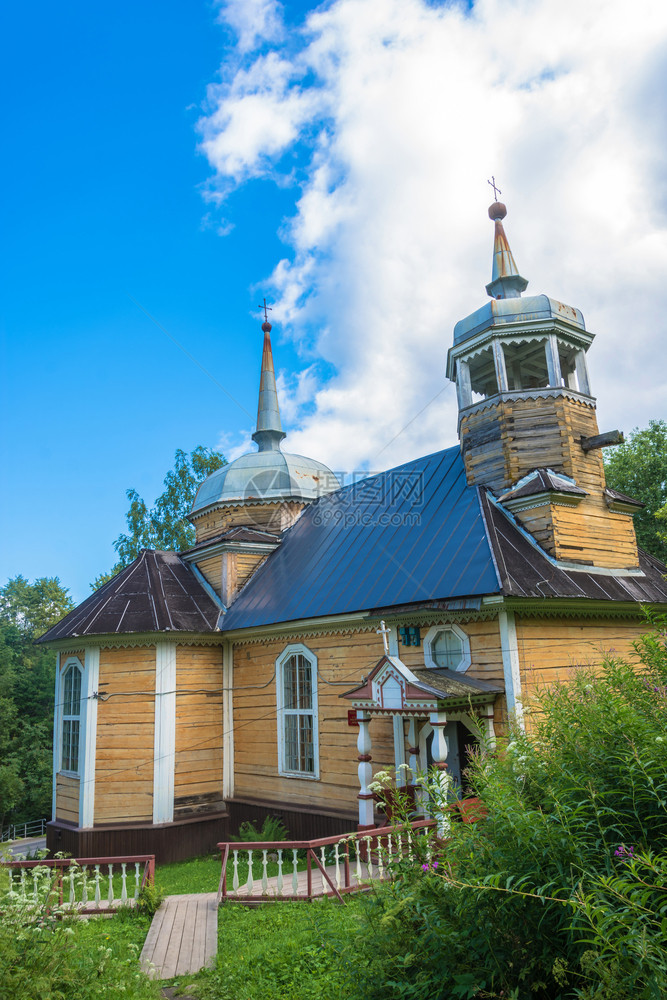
{"left": 2, "top": 855, "right": 155, "bottom": 914}
{"left": 217, "top": 819, "right": 436, "bottom": 904}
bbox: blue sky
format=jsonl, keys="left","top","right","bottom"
{"left": 2, "top": 0, "right": 666, "bottom": 604}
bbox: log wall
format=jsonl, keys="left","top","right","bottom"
{"left": 517, "top": 616, "right": 645, "bottom": 709}
{"left": 193, "top": 501, "right": 305, "bottom": 543}
{"left": 232, "top": 631, "right": 396, "bottom": 816}
{"left": 174, "top": 645, "right": 224, "bottom": 819}
{"left": 94, "top": 646, "right": 155, "bottom": 824}
{"left": 55, "top": 774, "right": 79, "bottom": 824}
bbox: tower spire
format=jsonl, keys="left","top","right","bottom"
{"left": 252, "top": 302, "right": 287, "bottom": 453}
{"left": 485, "top": 200, "right": 528, "bottom": 300}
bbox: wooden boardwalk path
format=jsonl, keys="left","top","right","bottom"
{"left": 140, "top": 893, "right": 217, "bottom": 980}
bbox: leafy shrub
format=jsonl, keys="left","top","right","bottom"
{"left": 232, "top": 815, "right": 289, "bottom": 842}
{"left": 346, "top": 620, "right": 667, "bottom": 999}
{"left": 0, "top": 860, "right": 160, "bottom": 1000}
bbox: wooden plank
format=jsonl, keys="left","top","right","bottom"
{"left": 175, "top": 898, "right": 198, "bottom": 976}
{"left": 143, "top": 900, "right": 177, "bottom": 976}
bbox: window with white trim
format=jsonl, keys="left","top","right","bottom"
{"left": 61, "top": 662, "right": 82, "bottom": 773}
{"left": 424, "top": 624, "right": 471, "bottom": 672}
{"left": 276, "top": 644, "right": 319, "bottom": 778}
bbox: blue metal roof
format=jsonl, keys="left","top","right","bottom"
{"left": 219, "top": 447, "right": 501, "bottom": 631}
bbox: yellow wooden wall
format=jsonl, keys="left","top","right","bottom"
{"left": 517, "top": 616, "right": 645, "bottom": 707}
{"left": 174, "top": 646, "right": 224, "bottom": 818}
{"left": 196, "top": 554, "right": 222, "bottom": 593}
{"left": 55, "top": 774, "right": 79, "bottom": 823}
{"left": 94, "top": 647, "right": 155, "bottom": 824}
{"left": 232, "top": 631, "right": 396, "bottom": 817}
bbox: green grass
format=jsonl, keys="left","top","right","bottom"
{"left": 175, "top": 895, "right": 369, "bottom": 1000}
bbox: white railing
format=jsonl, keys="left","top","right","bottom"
{"left": 217, "top": 818, "right": 436, "bottom": 903}
{"left": 2, "top": 855, "right": 156, "bottom": 914}
{"left": 0, "top": 819, "right": 48, "bottom": 843}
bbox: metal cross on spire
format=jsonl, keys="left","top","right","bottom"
{"left": 376, "top": 620, "right": 391, "bottom": 656}
{"left": 258, "top": 297, "right": 273, "bottom": 323}
{"left": 487, "top": 176, "right": 501, "bottom": 201}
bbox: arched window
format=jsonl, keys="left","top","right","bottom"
{"left": 61, "top": 661, "right": 82, "bottom": 773}
{"left": 276, "top": 644, "right": 319, "bottom": 778}
{"left": 424, "top": 624, "right": 471, "bottom": 672}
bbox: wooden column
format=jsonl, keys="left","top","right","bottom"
{"left": 356, "top": 711, "right": 374, "bottom": 830}
{"left": 429, "top": 711, "right": 451, "bottom": 837}
{"left": 407, "top": 718, "right": 426, "bottom": 815}
{"left": 545, "top": 334, "right": 562, "bottom": 387}
{"left": 153, "top": 643, "right": 176, "bottom": 825}
{"left": 499, "top": 609, "right": 524, "bottom": 727}
{"left": 79, "top": 647, "right": 100, "bottom": 828}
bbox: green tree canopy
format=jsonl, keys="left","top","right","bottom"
{"left": 0, "top": 575, "right": 74, "bottom": 828}
{"left": 603, "top": 418, "right": 667, "bottom": 563}
{"left": 92, "top": 445, "right": 226, "bottom": 589}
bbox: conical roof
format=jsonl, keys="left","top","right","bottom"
{"left": 191, "top": 318, "right": 340, "bottom": 516}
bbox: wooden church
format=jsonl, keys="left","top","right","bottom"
{"left": 40, "top": 199, "right": 667, "bottom": 861}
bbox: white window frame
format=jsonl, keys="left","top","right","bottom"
{"left": 276, "top": 643, "right": 319, "bottom": 780}
{"left": 59, "top": 657, "right": 83, "bottom": 775}
{"left": 423, "top": 624, "right": 471, "bottom": 673}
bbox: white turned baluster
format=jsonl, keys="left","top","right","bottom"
{"left": 406, "top": 830, "right": 414, "bottom": 861}
{"left": 82, "top": 866, "right": 88, "bottom": 905}
{"left": 107, "top": 865, "right": 114, "bottom": 905}
{"left": 356, "top": 713, "right": 374, "bottom": 829}
{"left": 232, "top": 851, "right": 240, "bottom": 892}
{"left": 377, "top": 840, "right": 384, "bottom": 879}
{"left": 94, "top": 865, "right": 101, "bottom": 903}
{"left": 276, "top": 850, "right": 283, "bottom": 895}
{"left": 32, "top": 870, "right": 39, "bottom": 903}
{"left": 365, "top": 836, "right": 373, "bottom": 878}
{"left": 291, "top": 849, "right": 299, "bottom": 894}
{"left": 430, "top": 712, "right": 452, "bottom": 837}
{"left": 133, "top": 863, "right": 141, "bottom": 900}
{"left": 387, "top": 834, "right": 394, "bottom": 866}
{"left": 355, "top": 838, "right": 362, "bottom": 881}
{"left": 320, "top": 848, "right": 327, "bottom": 892}
{"left": 121, "top": 863, "right": 128, "bottom": 902}
{"left": 396, "top": 832, "right": 403, "bottom": 858}
{"left": 261, "top": 850, "right": 268, "bottom": 893}
{"left": 334, "top": 842, "right": 341, "bottom": 889}
{"left": 68, "top": 868, "right": 76, "bottom": 903}
{"left": 246, "top": 850, "right": 254, "bottom": 894}
{"left": 19, "top": 869, "right": 26, "bottom": 899}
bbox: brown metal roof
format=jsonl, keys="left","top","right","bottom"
{"left": 38, "top": 550, "right": 221, "bottom": 642}
{"left": 480, "top": 491, "right": 667, "bottom": 603}
{"left": 180, "top": 525, "right": 280, "bottom": 556}
{"left": 498, "top": 468, "right": 587, "bottom": 502}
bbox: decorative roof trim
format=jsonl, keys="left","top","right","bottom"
{"left": 189, "top": 498, "right": 305, "bottom": 523}
{"left": 501, "top": 597, "right": 666, "bottom": 620}
{"left": 457, "top": 387, "right": 595, "bottom": 425}
{"left": 182, "top": 540, "right": 279, "bottom": 562}
{"left": 501, "top": 491, "right": 584, "bottom": 513}
{"left": 42, "top": 632, "right": 227, "bottom": 652}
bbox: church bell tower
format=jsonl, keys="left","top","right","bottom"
{"left": 446, "top": 199, "right": 641, "bottom": 570}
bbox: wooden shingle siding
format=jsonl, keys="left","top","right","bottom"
{"left": 174, "top": 646, "right": 224, "bottom": 818}
{"left": 95, "top": 647, "right": 155, "bottom": 824}
{"left": 55, "top": 773, "right": 79, "bottom": 823}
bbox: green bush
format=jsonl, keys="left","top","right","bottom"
{"left": 232, "top": 815, "right": 289, "bottom": 842}
{"left": 0, "top": 862, "right": 160, "bottom": 1000}
{"left": 346, "top": 620, "right": 667, "bottom": 999}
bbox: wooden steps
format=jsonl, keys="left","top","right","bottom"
{"left": 140, "top": 893, "right": 218, "bottom": 981}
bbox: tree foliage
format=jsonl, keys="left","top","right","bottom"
{"left": 603, "top": 418, "right": 667, "bottom": 563}
{"left": 92, "top": 446, "right": 226, "bottom": 589}
{"left": 0, "top": 576, "right": 74, "bottom": 828}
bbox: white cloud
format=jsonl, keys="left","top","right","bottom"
{"left": 216, "top": 0, "right": 285, "bottom": 54}
{"left": 201, "top": 0, "right": 667, "bottom": 473}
